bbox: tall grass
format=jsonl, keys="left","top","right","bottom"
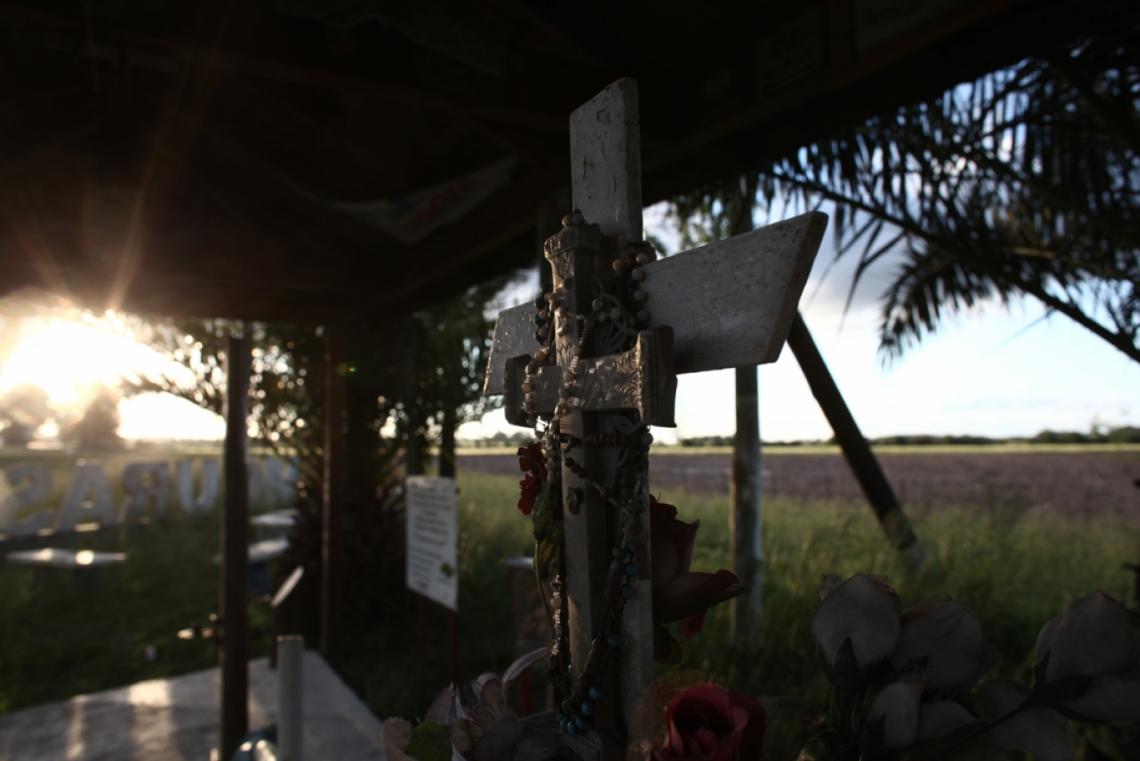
{"left": 337, "top": 472, "right": 1136, "bottom": 718}
{"left": 1, "top": 469, "right": 1134, "bottom": 724}
{"left": 660, "top": 484, "right": 1136, "bottom": 704}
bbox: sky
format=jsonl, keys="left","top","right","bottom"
{"left": 0, "top": 202, "right": 1137, "bottom": 443}
{"left": 459, "top": 202, "right": 1140, "bottom": 443}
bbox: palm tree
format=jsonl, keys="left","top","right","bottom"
{"left": 751, "top": 30, "right": 1138, "bottom": 363}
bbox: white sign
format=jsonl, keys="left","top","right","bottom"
{"left": 405, "top": 476, "right": 459, "bottom": 611}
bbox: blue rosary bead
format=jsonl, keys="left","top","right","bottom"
{"left": 580, "top": 700, "right": 593, "bottom": 716}
{"left": 574, "top": 716, "right": 586, "bottom": 729}
{"left": 588, "top": 686, "right": 603, "bottom": 700}
{"left": 624, "top": 562, "right": 638, "bottom": 576}
{"left": 566, "top": 720, "right": 578, "bottom": 736}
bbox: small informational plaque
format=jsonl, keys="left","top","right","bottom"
{"left": 405, "top": 476, "right": 459, "bottom": 611}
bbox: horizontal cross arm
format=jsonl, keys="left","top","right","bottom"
{"left": 483, "top": 211, "right": 827, "bottom": 396}
{"left": 642, "top": 211, "right": 826, "bottom": 372}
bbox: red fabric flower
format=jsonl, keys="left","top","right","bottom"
{"left": 518, "top": 472, "right": 541, "bottom": 516}
{"left": 517, "top": 442, "right": 546, "bottom": 516}
{"left": 517, "top": 443, "right": 546, "bottom": 479}
{"left": 650, "top": 496, "right": 745, "bottom": 624}
{"left": 652, "top": 684, "right": 765, "bottom": 761}
{"left": 680, "top": 611, "right": 706, "bottom": 639}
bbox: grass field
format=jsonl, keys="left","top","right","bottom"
{"left": 336, "top": 471, "right": 1137, "bottom": 721}
{"left": 458, "top": 443, "right": 1140, "bottom": 456}
{"left": 2, "top": 467, "right": 1136, "bottom": 735}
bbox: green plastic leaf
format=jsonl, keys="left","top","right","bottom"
{"left": 404, "top": 721, "right": 452, "bottom": 761}
{"left": 654, "top": 625, "right": 683, "bottom": 665}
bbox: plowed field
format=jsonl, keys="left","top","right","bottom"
{"left": 459, "top": 449, "right": 1140, "bottom": 517}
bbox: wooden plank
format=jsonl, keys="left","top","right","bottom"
{"left": 643, "top": 212, "right": 826, "bottom": 371}
{"left": 570, "top": 79, "right": 643, "bottom": 240}
{"left": 568, "top": 78, "right": 654, "bottom": 746}
{"left": 221, "top": 333, "right": 251, "bottom": 761}
{"left": 484, "top": 303, "right": 539, "bottom": 396}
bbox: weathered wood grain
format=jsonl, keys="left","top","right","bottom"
{"left": 569, "top": 78, "right": 642, "bottom": 241}
{"left": 644, "top": 211, "right": 826, "bottom": 371}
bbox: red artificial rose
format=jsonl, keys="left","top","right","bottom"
{"left": 652, "top": 684, "right": 765, "bottom": 761}
{"left": 517, "top": 443, "right": 546, "bottom": 479}
{"left": 680, "top": 611, "right": 706, "bottom": 639}
{"left": 650, "top": 496, "right": 745, "bottom": 624}
{"left": 518, "top": 472, "right": 541, "bottom": 516}
{"left": 517, "top": 442, "right": 546, "bottom": 516}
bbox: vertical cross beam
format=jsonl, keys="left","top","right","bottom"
{"left": 564, "top": 78, "right": 655, "bottom": 738}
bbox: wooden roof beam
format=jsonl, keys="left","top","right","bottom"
{"left": 0, "top": 3, "right": 566, "bottom": 133}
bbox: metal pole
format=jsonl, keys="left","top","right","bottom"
{"left": 728, "top": 176, "right": 764, "bottom": 644}
{"left": 731, "top": 364, "right": 763, "bottom": 640}
{"left": 221, "top": 331, "right": 250, "bottom": 760}
{"left": 786, "top": 312, "right": 925, "bottom": 567}
{"left": 277, "top": 634, "right": 304, "bottom": 761}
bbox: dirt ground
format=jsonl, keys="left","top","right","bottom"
{"left": 459, "top": 449, "right": 1140, "bottom": 517}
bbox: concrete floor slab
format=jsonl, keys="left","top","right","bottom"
{"left": 0, "top": 651, "right": 385, "bottom": 761}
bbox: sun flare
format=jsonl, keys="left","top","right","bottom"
{"left": 0, "top": 301, "right": 223, "bottom": 442}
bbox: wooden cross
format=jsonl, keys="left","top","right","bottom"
{"left": 484, "top": 79, "right": 825, "bottom": 751}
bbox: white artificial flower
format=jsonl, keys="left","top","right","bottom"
{"left": 868, "top": 681, "right": 924, "bottom": 748}
{"left": 1035, "top": 592, "right": 1140, "bottom": 724}
{"left": 915, "top": 700, "right": 979, "bottom": 743}
{"left": 981, "top": 679, "right": 1071, "bottom": 761}
{"left": 890, "top": 601, "right": 990, "bottom": 691}
{"left": 812, "top": 574, "right": 900, "bottom": 673}
{"left": 379, "top": 717, "right": 416, "bottom": 761}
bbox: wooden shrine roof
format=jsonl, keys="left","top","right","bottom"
{"left": 0, "top": 0, "right": 1131, "bottom": 322}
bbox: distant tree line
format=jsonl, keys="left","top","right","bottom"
{"left": 1030, "top": 426, "right": 1140, "bottom": 444}
{"left": 0, "top": 383, "right": 122, "bottom": 452}
{"left": 669, "top": 428, "right": 1140, "bottom": 447}
{"left": 458, "top": 431, "right": 535, "bottom": 449}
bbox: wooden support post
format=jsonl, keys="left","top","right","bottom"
{"left": 786, "top": 312, "right": 925, "bottom": 567}
{"left": 221, "top": 332, "right": 250, "bottom": 761}
{"left": 320, "top": 326, "right": 347, "bottom": 656}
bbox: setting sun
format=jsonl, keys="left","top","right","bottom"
{"left": 0, "top": 296, "right": 224, "bottom": 442}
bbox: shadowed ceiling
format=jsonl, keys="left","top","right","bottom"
{"left": 0, "top": 0, "right": 1131, "bottom": 321}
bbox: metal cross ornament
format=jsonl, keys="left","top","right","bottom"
{"left": 484, "top": 79, "right": 826, "bottom": 755}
